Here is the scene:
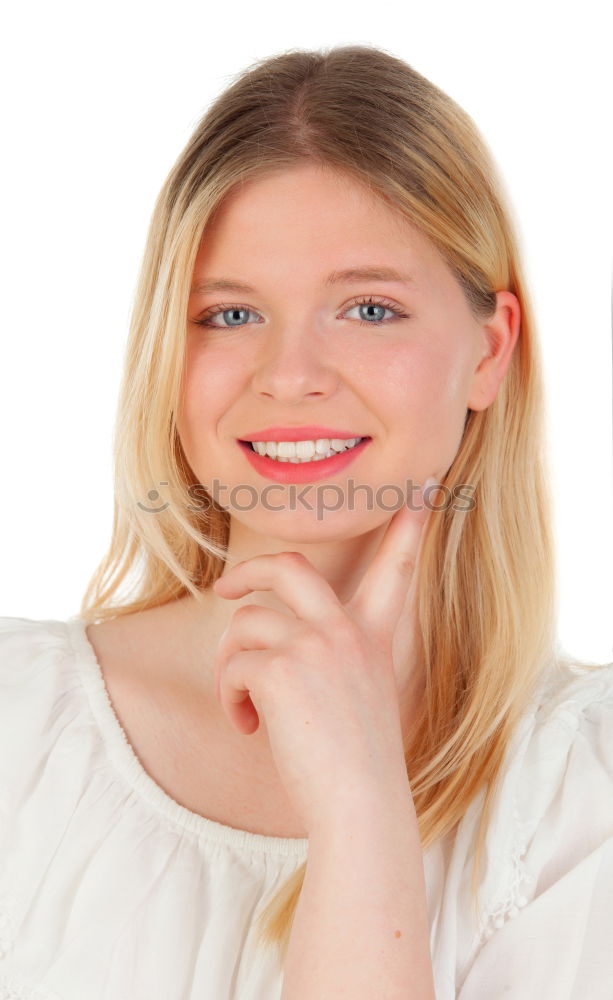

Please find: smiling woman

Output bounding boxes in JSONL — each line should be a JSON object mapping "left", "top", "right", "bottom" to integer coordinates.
{"left": 179, "top": 163, "right": 514, "bottom": 517}
{"left": 1, "top": 43, "right": 612, "bottom": 1000}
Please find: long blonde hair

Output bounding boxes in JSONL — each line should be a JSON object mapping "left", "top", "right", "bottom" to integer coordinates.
{"left": 79, "top": 44, "right": 603, "bottom": 966}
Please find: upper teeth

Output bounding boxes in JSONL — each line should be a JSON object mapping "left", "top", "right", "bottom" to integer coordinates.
{"left": 250, "top": 437, "right": 363, "bottom": 462}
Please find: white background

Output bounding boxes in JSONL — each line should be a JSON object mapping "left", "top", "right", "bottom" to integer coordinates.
{"left": 1, "top": 0, "right": 611, "bottom": 663}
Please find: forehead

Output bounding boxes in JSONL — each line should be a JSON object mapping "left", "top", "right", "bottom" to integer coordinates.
{"left": 214, "top": 163, "right": 389, "bottom": 212}
{"left": 191, "top": 163, "right": 451, "bottom": 296}
{"left": 205, "top": 164, "right": 425, "bottom": 241}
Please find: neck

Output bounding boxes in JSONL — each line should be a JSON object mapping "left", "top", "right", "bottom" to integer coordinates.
{"left": 218, "top": 515, "right": 394, "bottom": 606}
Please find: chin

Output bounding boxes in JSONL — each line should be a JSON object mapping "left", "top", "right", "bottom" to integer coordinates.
{"left": 230, "top": 508, "right": 394, "bottom": 541}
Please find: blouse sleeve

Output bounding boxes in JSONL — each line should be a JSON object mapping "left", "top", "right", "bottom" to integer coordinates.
{"left": 457, "top": 662, "right": 613, "bottom": 999}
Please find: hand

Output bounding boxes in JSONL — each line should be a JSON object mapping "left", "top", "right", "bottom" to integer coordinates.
{"left": 211, "top": 480, "right": 437, "bottom": 835}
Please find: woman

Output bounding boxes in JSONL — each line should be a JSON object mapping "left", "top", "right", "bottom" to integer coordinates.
{"left": 0, "top": 44, "right": 611, "bottom": 999}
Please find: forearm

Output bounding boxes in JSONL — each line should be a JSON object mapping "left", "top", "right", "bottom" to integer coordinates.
{"left": 280, "top": 776, "right": 435, "bottom": 1000}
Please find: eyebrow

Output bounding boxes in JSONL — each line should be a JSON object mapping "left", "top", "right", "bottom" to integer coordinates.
{"left": 190, "top": 265, "right": 416, "bottom": 295}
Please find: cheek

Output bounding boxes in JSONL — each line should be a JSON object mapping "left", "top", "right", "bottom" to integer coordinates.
{"left": 383, "top": 344, "right": 467, "bottom": 410}
{"left": 179, "top": 344, "right": 243, "bottom": 423}
{"left": 176, "top": 349, "right": 230, "bottom": 457}
{"left": 381, "top": 345, "right": 472, "bottom": 463}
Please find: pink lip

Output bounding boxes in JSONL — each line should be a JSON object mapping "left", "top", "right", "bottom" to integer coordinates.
{"left": 238, "top": 437, "right": 371, "bottom": 484}
{"left": 239, "top": 426, "right": 366, "bottom": 443}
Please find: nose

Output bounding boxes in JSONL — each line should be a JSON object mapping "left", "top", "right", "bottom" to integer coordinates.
{"left": 250, "top": 322, "right": 340, "bottom": 404}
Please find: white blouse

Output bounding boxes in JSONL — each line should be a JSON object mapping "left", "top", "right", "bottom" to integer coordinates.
{"left": 0, "top": 615, "right": 611, "bottom": 1000}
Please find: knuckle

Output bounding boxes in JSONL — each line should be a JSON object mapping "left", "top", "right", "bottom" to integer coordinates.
{"left": 296, "top": 625, "right": 324, "bottom": 653}
{"left": 278, "top": 551, "right": 306, "bottom": 568}
{"left": 397, "top": 554, "right": 415, "bottom": 577}
{"left": 233, "top": 603, "right": 257, "bottom": 621}
{"left": 333, "top": 616, "right": 357, "bottom": 644}
{"left": 269, "top": 649, "right": 291, "bottom": 674}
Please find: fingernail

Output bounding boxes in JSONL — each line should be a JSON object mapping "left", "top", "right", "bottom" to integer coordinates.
{"left": 423, "top": 478, "right": 441, "bottom": 512}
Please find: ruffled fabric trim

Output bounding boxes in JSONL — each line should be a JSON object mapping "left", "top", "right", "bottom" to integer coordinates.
{"left": 0, "top": 977, "right": 62, "bottom": 1000}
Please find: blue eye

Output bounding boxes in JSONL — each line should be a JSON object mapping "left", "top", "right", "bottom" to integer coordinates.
{"left": 193, "top": 295, "right": 409, "bottom": 330}
{"left": 343, "top": 299, "right": 407, "bottom": 326}
{"left": 195, "top": 306, "right": 261, "bottom": 329}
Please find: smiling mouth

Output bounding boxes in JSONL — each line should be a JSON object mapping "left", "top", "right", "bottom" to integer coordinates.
{"left": 239, "top": 437, "right": 369, "bottom": 463}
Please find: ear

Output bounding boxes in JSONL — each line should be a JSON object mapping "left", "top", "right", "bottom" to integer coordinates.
{"left": 467, "top": 290, "right": 521, "bottom": 412}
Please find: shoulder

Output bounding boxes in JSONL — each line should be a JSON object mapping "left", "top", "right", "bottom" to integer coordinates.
{"left": 518, "top": 656, "right": 613, "bottom": 831}
{"left": 0, "top": 615, "right": 85, "bottom": 759}
{"left": 518, "top": 656, "right": 613, "bottom": 875}
{"left": 535, "top": 652, "right": 613, "bottom": 722}
{"left": 0, "top": 614, "right": 78, "bottom": 680}
{"left": 495, "top": 656, "right": 613, "bottom": 901}
{"left": 456, "top": 657, "right": 613, "bottom": 997}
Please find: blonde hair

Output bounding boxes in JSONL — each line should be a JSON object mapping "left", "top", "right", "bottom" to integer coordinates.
{"left": 79, "top": 44, "right": 605, "bottom": 967}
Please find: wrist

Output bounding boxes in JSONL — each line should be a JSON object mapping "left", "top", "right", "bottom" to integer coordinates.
{"left": 307, "top": 769, "right": 416, "bottom": 842}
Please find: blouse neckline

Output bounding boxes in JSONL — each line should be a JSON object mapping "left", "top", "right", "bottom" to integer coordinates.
{"left": 65, "top": 616, "right": 310, "bottom": 859}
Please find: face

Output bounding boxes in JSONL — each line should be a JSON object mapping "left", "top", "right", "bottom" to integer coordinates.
{"left": 177, "top": 162, "right": 518, "bottom": 542}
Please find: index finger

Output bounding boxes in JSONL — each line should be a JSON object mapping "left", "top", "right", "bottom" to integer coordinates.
{"left": 348, "top": 478, "right": 438, "bottom": 635}
{"left": 212, "top": 551, "right": 344, "bottom": 626}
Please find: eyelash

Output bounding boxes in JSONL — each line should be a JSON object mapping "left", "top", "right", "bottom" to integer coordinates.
{"left": 193, "top": 295, "right": 410, "bottom": 330}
